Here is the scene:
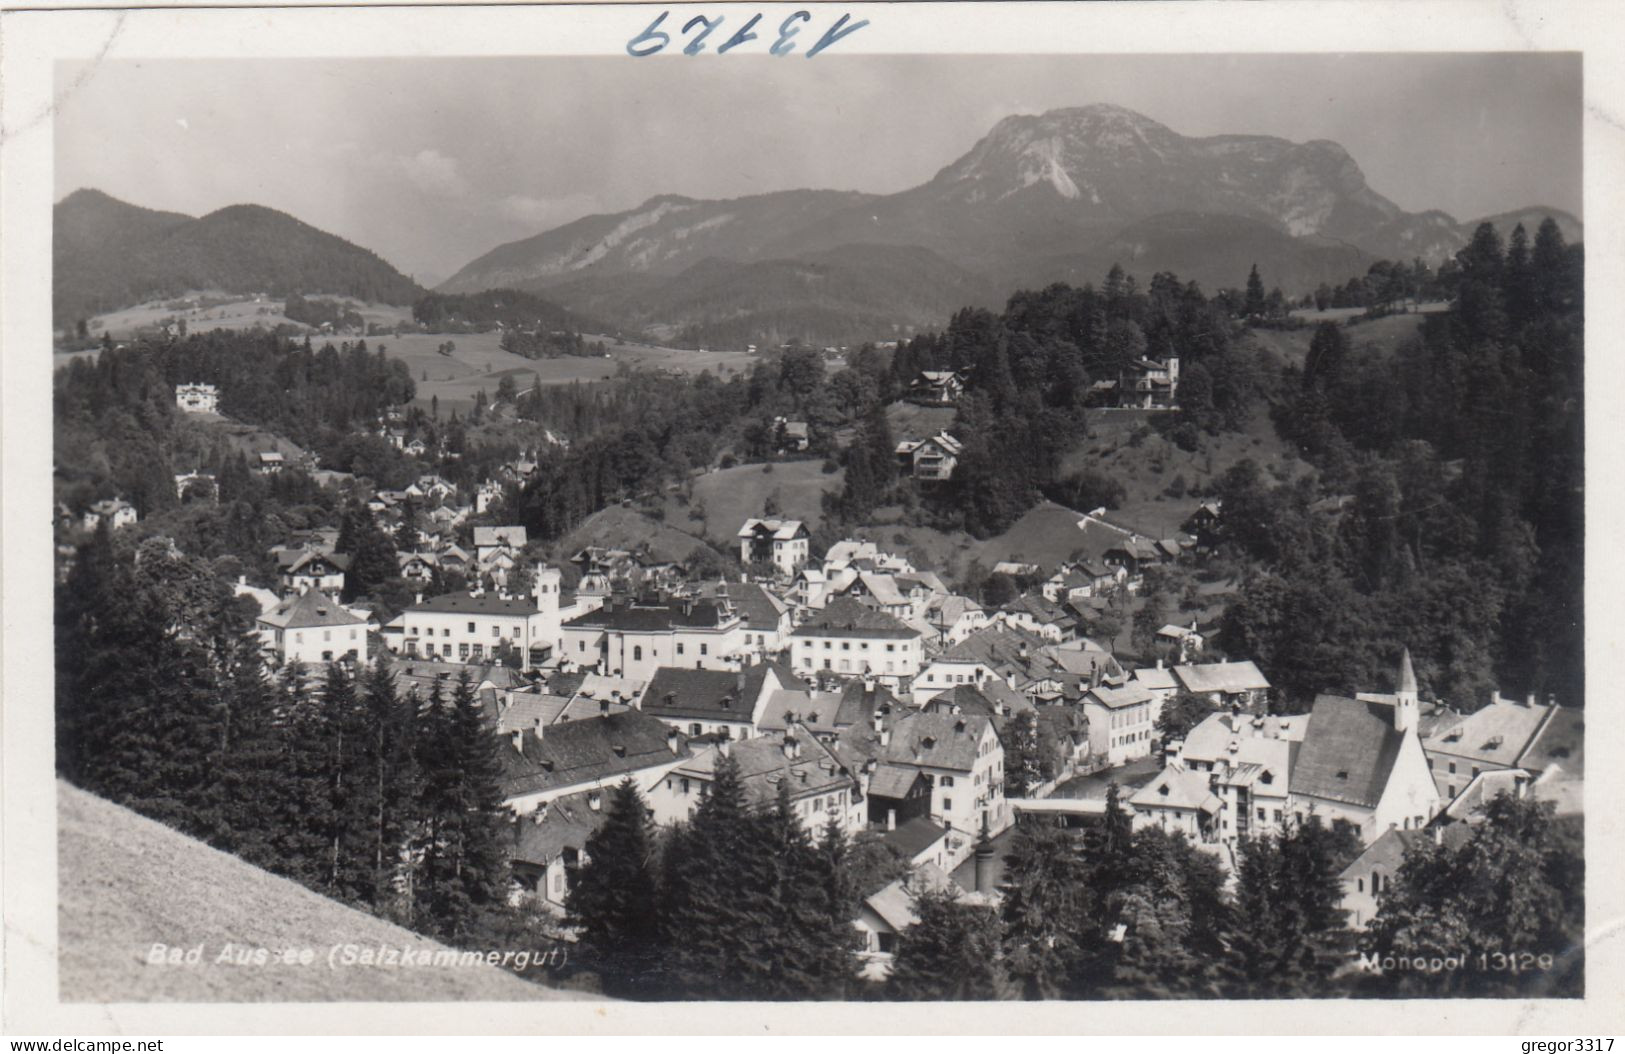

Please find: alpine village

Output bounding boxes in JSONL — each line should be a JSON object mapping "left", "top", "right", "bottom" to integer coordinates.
{"left": 52, "top": 105, "right": 1584, "bottom": 1001}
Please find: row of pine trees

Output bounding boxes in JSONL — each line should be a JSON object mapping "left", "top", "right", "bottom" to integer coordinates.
{"left": 56, "top": 524, "right": 515, "bottom": 945}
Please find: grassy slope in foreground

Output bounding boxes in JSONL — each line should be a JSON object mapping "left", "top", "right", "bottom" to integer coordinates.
{"left": 56, "top": 781, "right": 583, "bottom": 1003}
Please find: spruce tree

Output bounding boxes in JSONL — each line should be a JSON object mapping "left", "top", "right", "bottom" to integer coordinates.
{"left": 1244, "top": 264, "right": 1266, "bottom": 319}
{"left": 1000, "top": 820, "right": 1091, "bottom": 998}
{"left": 567, "top": 778, "right": 663, "bottom": 995}
{"left": 657, "top": 753, "right": 779, "bottom": 998}
{"left": 886, "top": 886, "right": 1006, "bottom": 1000}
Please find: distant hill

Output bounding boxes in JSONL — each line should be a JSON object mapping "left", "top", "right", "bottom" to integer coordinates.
{"left": 542, "top": 243, "right": 1000, "bottom": 348}
{"left": 54, "top": 189, "right": 424, "bottom": 328}
{"left": 56, "top": 781, "right": 582, "bottom": 1002}
{"left": 441, "top": 103, "right": 1581, "bottom": 337}
{"left": 1019, "top": 211, "right": 1379, "bottom": 297}
{"left": 1467, "top": 205, "right": 1585, "bottom": 247}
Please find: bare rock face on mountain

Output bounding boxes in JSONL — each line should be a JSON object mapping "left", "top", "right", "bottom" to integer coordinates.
{"left": 442, "top": 103, "right": 1527, "bottom": 309}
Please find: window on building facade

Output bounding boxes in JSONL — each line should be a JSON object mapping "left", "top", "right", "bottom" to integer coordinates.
{"left": 677, "top": 643, "right": 685, "bottom": 655}
{"left": 634, "top": 646, "right": 643, "bottom": 661}
{"left": 467, "top": 622, "right": 476, "bottom": 633}
{"left": 700, "top": 644, "right": 708, "bottom": 655}
{"left": 492, "top": 626, "right": 500, "bottom": 638}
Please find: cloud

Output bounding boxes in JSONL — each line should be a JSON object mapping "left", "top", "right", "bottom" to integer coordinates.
{"left": 400, "top": 148, "right": 469, "bottom": 198}
{"left": 496, "top": 192, "right": 600, "bottom": 231}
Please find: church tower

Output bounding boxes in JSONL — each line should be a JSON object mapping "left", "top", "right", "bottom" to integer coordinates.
{"left": 1394, "top": 647, "right": 1418, "bottom": 734}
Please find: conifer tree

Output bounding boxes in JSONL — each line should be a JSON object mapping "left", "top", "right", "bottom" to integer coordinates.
{"left": 1000, "top": 820, "right": 1091, "bottom": 998}
{"left": 887, "top": 886, "right": 1006, "bottom": 1000}
{"left": 1244, "top": 264, "right": 1267, "bottom": 319}
{"left": 657, "top": 753, "right": 779, "bottom": 998}
{"left": 567, "top": 778, "right": 663, "bottom": 995}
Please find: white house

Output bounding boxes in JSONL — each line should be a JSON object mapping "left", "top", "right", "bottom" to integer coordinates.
{"left": 737, "top": 518, "right": 810, "bottom": 577}
{"left": 174, "top": 383, "right": 219, "bottom": 413}
{"left": 1082, "top": 682, "right": 1157, "bottom": 766}
{"left": 79, "top": 498, "right": 138, "bottom": 532}
{"left": 789, "top": 596, "right": 922, "bottom": 689}
{"left": 256, "top": 590, "right": 368, "bottom": 667}
{"left": 559, "top": 594, "right": 745, "bottom": 681}
{"left": 895, "top": 432, "right": 963, "bottom": 481}
{"left": 638, "top": 662, "right": 790, "bottom": 740}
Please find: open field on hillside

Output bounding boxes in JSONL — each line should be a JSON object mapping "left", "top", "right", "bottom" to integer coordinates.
{"left": 56, "top": 782, "right": 579, "bottom": 1002}
{"left": 1246, "top": 309, "right": 1431, "bottom": 366}
{"left": 554, "top": 503, "right": 726, "bottom": 568}
{"left": 885, "top": 402, "right": 958, "bottom": 441}
{"left": 381, "top": 333, "right": 760, "bottom": 413}
{"left": 665, "top": 459, "right": 844, "bottom": 547}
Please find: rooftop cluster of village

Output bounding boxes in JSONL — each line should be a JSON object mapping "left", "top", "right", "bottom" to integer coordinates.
{"left": 180, "top": 458, "right": 1581, "bottom": 978}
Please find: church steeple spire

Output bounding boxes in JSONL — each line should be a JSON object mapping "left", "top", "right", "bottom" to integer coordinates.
{"left": 1395, "top": 647, "right": 1418, "bottom": 734}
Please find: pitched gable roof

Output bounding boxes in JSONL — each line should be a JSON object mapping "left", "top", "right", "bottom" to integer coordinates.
{"left": 1290, "top": 695, "right": 1406, "bottom": 810}
{"left": 1173, "top": 660, "right": 1271, "bottom": 696}
{"left": 883, "top": 712, "right": 994, "bottom": 773}
{"left": 499, "top": 710, "right": 683, "bottom": 800}
{"left": 640, "top": 663, "right": 784, "bottom": 721}
{"left": 791, "top": 596, "right": 918, "bottom": 640}
{"left": 1130, "top": 764, "right": 1222, "bottom": 812}
{"left": 257, "top": 590, "right": 364, "bottom": 630}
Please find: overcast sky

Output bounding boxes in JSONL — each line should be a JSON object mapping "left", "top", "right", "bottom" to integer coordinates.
{"left": 55, "top": 53, "right": 1581, "bottom": 284}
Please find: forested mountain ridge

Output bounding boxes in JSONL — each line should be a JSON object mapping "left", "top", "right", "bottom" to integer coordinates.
{"left": 54, "top": 190, "right": 425, "bottom": 328}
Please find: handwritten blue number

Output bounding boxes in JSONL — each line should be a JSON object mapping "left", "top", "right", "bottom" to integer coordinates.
{"left": 807, "top": 13, "right": 868, "bottom": 57}
{"left": 717, "top": 13, "right": 761, "bottom": 54}
{"left": 772, "top": 11, "right": 811, "bottom": 56}
{"left": 627, "top": 10, "right": 671, "bottom": 57}
{"left": 682, "top": 15, "right": 720, "bottom": 55}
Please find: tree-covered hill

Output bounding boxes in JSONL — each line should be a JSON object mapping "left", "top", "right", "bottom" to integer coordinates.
{"left": 54, "top": 190, "right": 425, "bottom": 328}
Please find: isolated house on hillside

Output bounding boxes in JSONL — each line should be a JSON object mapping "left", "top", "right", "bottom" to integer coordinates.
{"left": 174, "top": 383, "right": 219, "bottom": 414}
{"left": 1090, "top": 357, "right": 1180, "bottom": 409}
{"left": 895, "top": 432, "right": 963, "bottom": 481}
{"left": 907, "top": 369, "right": 967, "bottom": 405}
{"left": 737, "top": 518, "right": 810, "bottom": 577}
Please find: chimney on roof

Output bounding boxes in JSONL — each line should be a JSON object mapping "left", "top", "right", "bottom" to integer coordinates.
{"left": 879, "top": 725, "right": 891, "bottom": 748}
{"left": 599, "top": 697, "right": 610, "bottom": 715}
{"left": 588, "top": 791, "right": 602, "bottom": 812}
{"left": 1525, "top": 693, "right": 1537, "bottom": 708}
{"left": 532, "top": 802, "right": 548, "bottom": 825}
{"left": 886, "top": 808, "right": 897, "bottom": 832}
{"left": 783, "top": 736, "right": 801, "bottom": 760}
{"left": 534, "top": 716, "right": 545, "bottom": 740}
{"left": 511, "top": 730, "right": 524, "bottom": 755}
{"left": 666, "top": 728, "right": 680, "bottom": 755}
{"left": 717, "top": 739, "right": 731, "bottom": 759}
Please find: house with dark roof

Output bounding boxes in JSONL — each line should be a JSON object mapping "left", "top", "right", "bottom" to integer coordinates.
{"left": 395, "top": 590, "right": 553, "bottom": 668}
{"left": 645, "top": 726, "right": 864, "bottom": 835}
{"left": 882, "top": 815, "right": 951, "bottom": 872}
{"left": 1288, "top": 654, "right": 1440, "bottom": 844}
{"left": 703, "top": 579, "right": 792, "bottom": 653}
{"left": 789, "top": 596, "right": 922, "bottom": 690}
{"left": 499, "top": 709, "right": 690, "bottom": 814}
{"left": 906, "top": 369, "right": 966, "bottom": 405}
{"left": 912, "top": 623, "right": 1064, "bottom": 706}
{"left": 271, "top": 545, "right": 351, "bottom": 597}
{"left": 510, "top": 789, "right": 612, "bottom": 916}
{"left": 639, "top": 662, "right": 792, "bottom": 740}
{"left": 841, "top": 709, "right": 1008, "bottom": 867}
{"left": 255, "top": 590, "right": 368, "bottom": 666}
{"left": 560, "top": 593, "right": 745, "bottom": 681}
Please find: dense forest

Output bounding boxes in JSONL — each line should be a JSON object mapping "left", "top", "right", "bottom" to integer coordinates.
{"left": 411, "top": 289, "right": 608, "bottom": 335}
{"left": 1218, "top": 219, "right": 1583, "bottom": 708}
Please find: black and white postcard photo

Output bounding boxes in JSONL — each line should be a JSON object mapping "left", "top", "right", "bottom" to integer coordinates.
{"left": 1, "top": 0, "right": 1621, "bottom": 1040}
